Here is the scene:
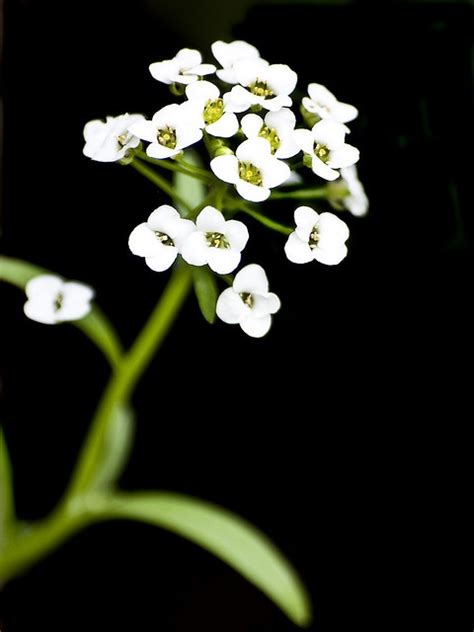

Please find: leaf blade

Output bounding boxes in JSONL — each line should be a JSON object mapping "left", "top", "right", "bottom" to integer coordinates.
{"left": 173, "top": 151, "right": 207, "bottom": 217}
{"left": 0, "top": 427, "right": 15, "bottom": 546}
{"left": 192, "top": 266, "right": 218, "bottom": 324}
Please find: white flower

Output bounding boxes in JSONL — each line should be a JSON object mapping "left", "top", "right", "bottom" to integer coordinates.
{"left": 211, "top": 40, "right": 263, "bottom": 84}
{"left": 302, "top": 83, "right": 358, "bottom": 124}
{"left": 284, "top": 206, "right": 349, "bottom": 266}
{"left": 128, "top": 104, "right": 202, "bottom": 159}
{"left": 181, "top": 206, "right": 249, "bottom": 274}
{"left": 294, "top": 119, "right": 359, "bottom": 181}
{"left": 226, "top": 60, "right": 297, "bottom": 112}
{"left": 128, "top": 205, "right": 195, "bottom": 272}
{"left": 83, "top": 114, "right": 144, "bottom": 163}
{"left": 241, "top": 108, "right": 300, "bottom": 159}
{"left": 216, "top": 264, "right": 281, "bottom": 338}
{"left": 210, "top": 138, "right": 291, "bottom": 202}
{"left": 24, "top": 275, "right": 94, "bottom": 325}
{"left": 184, "top": 81, "right": 239, "bottom": 138}
{"left": 328, "top": 165, "right": 369, "bottom": 217}
{"left": 149, "top": 48, "right": 216, "bottom": 85}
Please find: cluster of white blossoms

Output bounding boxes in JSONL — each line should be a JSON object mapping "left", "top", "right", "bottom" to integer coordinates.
{"left": 26, "top": 41, "right": 368, "bottom": 336}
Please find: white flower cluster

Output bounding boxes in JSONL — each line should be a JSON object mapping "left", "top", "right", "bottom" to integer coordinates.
{"left": 78, "top": 40, "right": 369, "bottom": 337}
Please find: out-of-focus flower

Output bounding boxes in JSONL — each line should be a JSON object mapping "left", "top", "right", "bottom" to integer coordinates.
{"left": 149, "top": 48, "right": 216, "bottom": 85}
{"left": 24, "top": 275, "right": 94, "bottom": 324}
{"left": 83, "top": 114, "right": 144, "bottom": 162}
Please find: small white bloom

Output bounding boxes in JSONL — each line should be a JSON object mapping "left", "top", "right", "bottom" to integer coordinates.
{"left": 211, "top": 40, "right": 263, "bottom": 84}
{"left": 328, "top": 165, "right": 369, "bottom": 217}
{"left": 184, "top": 81, "right": 239, "bottom": 138}
{"left": 128, "top": 205, "right": 195, "bottom": 272}
{"left": 216, "top": 264, "right": 281, "bottom": 338}
{"left": 149, "top": 48, "right": 216, "bottom": 85}
{"left": 294, "top": 119, "right": 359, "bottom": 181}
{"left": 83, "top": 114, "right": 144, "bottom": 163}
{"left": 284, "top": 206, "right": 349, "bottom": 266}
{"left": 210, "top": 138, "right": 291, "bottom": 202}
{"left": 302, "top": 83, "right": 358, "bottom": 124}
{"left": 241, "top": 108, "right": 300, "bottom": 159}
{"left": 181, "top": 206, "right": 249, "bottom": 274}
{"left": 128, "top": 103, "right": 202, "bottom": 159}
{"left": 24, "top": 275, "right": 94, "bottom": 325}
{"left": 225, "top": 60, "right": 297, "bottom": 112}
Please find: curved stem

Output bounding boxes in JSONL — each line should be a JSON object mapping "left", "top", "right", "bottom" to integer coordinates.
{"left": 130, "top": 160, "right": 193, "bottom": 212}
{"left": 68, "top": 264, "right": 193, "bottom": 496}
{"left": 270, "top": 186, "right": 328, "bottom": 200}
{"left": 135, "top": 150, "right": 213, "bottom": 184}
{"left": 173, "top": 155, "right": 215, "bottom": 182}
{"left": 233, "top": 203, "right": 293, "bottom": 235}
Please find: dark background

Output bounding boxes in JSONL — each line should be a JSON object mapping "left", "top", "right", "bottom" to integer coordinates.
{"left": 1, "top": 0, "right": 472, "bottom": 630}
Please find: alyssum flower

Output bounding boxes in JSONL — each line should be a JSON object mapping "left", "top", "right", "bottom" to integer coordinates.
{"left": 184, "top": 81, "right": 239, "bottom": 138}
{"left": 216, "top": 264, "right": 281, "bottom": 338}
{"left": 294, "top": 119, "right": 359, "bottom": 181}
{"left": 181, "top": 206, "right": 249, "bottom": 274}
{"left": 128, "top": 103, "right": 202, "bottom": 159}
{"left": 327, "top": 165, "right": 369, "bottom": 217}
{"left": 302, "top": 83, "right": 358, "bottom": 125}
{"left": 211, "top": 138, "right": 291, "bottom": 202}
{"left": 83, "top": 113, "right": 144, "bottom": 163}
{"left": 24, "top": 275, "right": 94, "bottom": 324}
{"left": 149, "top": 48, "right": 216, "bottom": 85}
{"left": 284, "top": 206, "right": 350, "bottom": 266}
{"left": 211, "top": 40, "right": 263, "bottom": 84}
{"left": 128, "top": 205, "right": 195, "bottom": 272}
{"left": 241, "top": 108, "right": 300, "bottom": 159}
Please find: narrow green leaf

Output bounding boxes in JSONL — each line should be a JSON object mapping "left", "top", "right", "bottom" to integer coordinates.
{"left": 87, "top": 405, "right": 135, "bottom": 490}
{"left": 0, "top": 427, "right": 15, "bottom": 546}
{"left": 173, "top": 151, "right": 206, "bottom": 217}
{"left": 103, "top": 492, "right": 312, "bottom": 627}
{"left": 0, "top": 256, "right": 123, "bottom": 368}
{"left": 192, "top": 266, "right": 218, "bottom": 324}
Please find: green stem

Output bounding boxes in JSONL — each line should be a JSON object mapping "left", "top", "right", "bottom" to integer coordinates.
{"left": 68, "top": 264, "right": 193, "bottom": 496}
{"left": 270, "top": 186, "right": 328, "bottom": 200}
{"left": 173, "top": 155, "right": 215, "bottom": 182}
{"left": 233, "top": 203, "right": 293, "bottom": 235}
{"left": 135, "top": 150, "right": 213, "bottom": 183}
{"left": 130, "top": 160, "right": 193, "bottom": 213}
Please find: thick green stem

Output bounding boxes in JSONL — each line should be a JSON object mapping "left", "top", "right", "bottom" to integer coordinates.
{"left": 270, "top": 186, "right": 329, "bottom": 200}
{"left": 130, "top": 160, "right": 193, "bottom": 212}
{"left": 135, "top": 150, "right": 213, "bottom": 184}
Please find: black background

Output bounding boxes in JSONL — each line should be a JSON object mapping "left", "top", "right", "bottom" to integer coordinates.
{"left": 1, "top": 1, "right": 472, "bottom": 630}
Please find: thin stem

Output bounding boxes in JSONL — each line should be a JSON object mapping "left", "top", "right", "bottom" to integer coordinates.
{"left": 130, "top": 160, "right": 193, "bottom": 213}
{"left": 68, "top": 264, "right": 193, "bottom": 496}
{"left": 270, "top": 186, "right": 328, "bottom": 200}
{"left": 233, "top": 203, "right": 293, "bottom": 235}
{"left": 173, "top": 155, "right": 215, "bottom": 181}
{"left": 135, "top": 150, "right": 213, "bottom": 184}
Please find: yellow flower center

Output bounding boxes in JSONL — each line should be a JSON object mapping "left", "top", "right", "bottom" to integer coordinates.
{"left": 157, "top": 126, "right": 177, "bottom": 149}
{"left": 203, "top": 98, "right": 225, "bottom": 125}
{"left": 249, "top": 80, "right": 274, "bottom": 99}
{"left": 155, "top": 231, "right": 174, "bottom": 247}
{"left": 314, "top": 143, "right": 330, "bottom": 163}
{"left": 238, "top": 162, "right": 263, "bottom": 186}
{"left": 206, "top": 232, "right": 229, "bottom": 249}
{"left": 258, "top": 125, "right": 280, "bottom": 154}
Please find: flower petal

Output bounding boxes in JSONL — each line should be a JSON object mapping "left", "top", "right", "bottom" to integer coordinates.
{"left": 265, "top": 107, "right": 295, "bottom": 132}
{"left": 63, "top": 282, "right": 95, "bottom": 304}
{"left": 185, "top": 80, "right": 220, "bottom": 103}
{"left": 147, "top": 205, "right": 180, "bottom": 231}
{"left": 307, "top": 83, "right": 337, "bottom": 106}
{"left": 128, "top": 120, "right": 157, "bottom": 143}
{"left": 311, "top": 156, "right": 340, "bottom": 181}
{"left": 294, "top": 206, "right": 319, "bottom": 239}
{"left": 240, "top": 314, "right": 272, "bottom": 338}
{"left": 284, "top": 232, "right": 314, "bottom": 264}
{"left": 233, "top": 264, "right": 269, "bottom": 294}
{"left": 333, "top": 101, "right": 358, "bottom": 123}
{"left": 129, "top": 224, "right": 161, "bottom": 257}
{"left": 206, "top": 247, "right": 241, "bottom": 274}
{"left": 216, "top": 287, "right": 247, "bottom": 324}
{"left": 196, "top": 206, "right": 226, "bottom": 232}
{"left": 180, "top": 232, "right": 209, "bottom": 266}
{"left": 25, "top": 275, "right": 63, "bottom": 299}
{"left": 145, "top": 246, "right": 178, "bottom": 272}
{"left": 260, "top": 157, "right": 291, "bottom": 189}
{"left": 176, "top": 48, "right": 202, "bottom": 68}
{"left": 235, "top": 137, "right": 270, "bottom": 163}
{"left": 224, "top": 220, "right": 249, "bottom": 252}
{"left": 191, "top": 63, "right": 216, "bottom": 76}
{"left": 328, "top": 144, "right": 360, "bottom": 168}
{"left": 241, "top": 113, "right": 264, "bottom": 139}
{"left": 317, "top": 212, "right": 350, "bottom": 243}
{"left": 206, "top": 112, "right": 239, "bottom": 138}
{"left": 146, "top": 143, "right": 178, "bottom": 160}
{"left": 210, "top": 155, "right": 239, "bottom": 184}
{"left": 312, "top": 119, "right": 346, "bottom": 149}
{"left": 293, "top": 129, "right": 314, "bottom": 155}
{"left": 24, "top": 299, "right": 57, "bottom": 324}
{"left": 251, "top": 294, "right": 280, "bottom": 318}
{"left": 235, "top": 180, "right": 270, "bottom": 202}
{"left": 266, "top": 64, "right": 298, "bottom": 96}
{"left": 314, "top": 243, "right": 348, "bottom": 266}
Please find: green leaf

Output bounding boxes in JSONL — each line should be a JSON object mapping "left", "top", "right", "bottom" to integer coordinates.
{"left": 0, "top": 427, "right": 15, "bottom": 546}
{"left": 173, "top": 150, "right": 206, "bottom": 217}
{"left": 87, "top": 405, "right": 135, "bottom": 490}
{"left": 192, "top": 266, "right": 218, "bottom": 324}
{"left": 0, "top": 256, "right": 123, "bottom": 368}
{"left": 103, "top": 492, "right": 312, "bottom": 627}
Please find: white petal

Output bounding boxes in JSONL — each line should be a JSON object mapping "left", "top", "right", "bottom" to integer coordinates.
{"left": 145, "top": 247, "right": 178, "bottom": 272}
{"left": 240, "top": 314, "right": 272, "bottom": 338}
{"left": 235, "top": 137, "right": 270, "bottom": 162}
{"left": 311, "top": 156, "right": 340, "bottom": 181}
{"left": 263, "top": 95, "right": 292, "bottom": 112}
{"left": 307, "top": 83, "right": 337, "bottom": 106}
{"left": 149, "top": 60, "right": 177, "bottom": 84}
{"left": 146, "top": 143, "right": 178, "bottom": 160}
{"left": 224, "top": 85, "right": 254, "bottom": 112}
{"left": 185, "top": 80, "right": 219, "bottom": 103}
{"left": 265, "top": 108, "right": 295, "bottom": 132}
{"left": 266, "top": 64, "right": 298, "bottom": 96}
{"left": 224, "top": 220, "right": 249, "bottom": 251}
{"left": 63, "top": 282, "right": 95, "bottom": 304}
{"left": 147, "top": 205, "right": 180, "bottom": 230}
{"left": 333, "top": 102, "right": 358, "bottom": 123}
{"left": 328, "top": 144, "right": 360, "bottom": 168}
{"left": 293, "top": 129, "right": 315, "bottom": 154}
{"left": 294, "top": 206, "right": 319, "bottom": 239}
{"left": 210, "top": 155, "right": 239, "bottom": 184}
{"left": 152, "top": 103, "right": 181, "bottom": 127}
{"left": 129, "top": 224, "right": 161, "bottom": 257}
{"left": 241, "top": 113, "right": 263, "bottom": 139}
{"left": 317, "top": 212, "right": 350, "bottom": 243}
{"left": 128, "top": 120, "right": 157, "bottom": 143}
{"left": 212, "top": 40, "right": 260, "bottom": 68}
{"left": 191, "top": 63, "right": 216, "bottom": 76}
{"left": 180, "top": 232, "right": 209, "bottom": 267}
{"left": 24, "top": 299, "right": 57, "bottom": 324}
{"left": 233, "top": 264, "right": 269, "bottom": 294}
{"left": 275, "top": 136, "right": 300, "bottom": 159}
{"left": 251, "top": 294, "right": 280, "bottom": 318}
{"left": 233, "top": 58, "right": 267, "bottom": 86}
{"left": 206, "top": 112, "right": 239, "bottom": 138}
{"left": 314, "top": 243, "right": 348, "bottom": 266}
{"left": 260, "top": 157, "right": 291, "bottom": 189}
{"left": 216, "top": 287, "right": 247, "bottom": 324}
{"left": 25, "top": 275, "right": 63, "bottom": 299}
{"left": 176, "top": 124, "right": 203, "bottom": 150}
{"left": 312, "top": 119, "right": 346, "bottom": 149}
{"left": 176, "top": 48, "right": 202, "bottom": 68}
{"left": 284, "top": 232, "right": 314, "bottom": 264}
{"left": 196, "top": 206, "right": 226, "bottom": 233}
{"left": 235, "top": 180, "right": 270, "bottom": 202}
{"left": 170, "top": 219, "right": 196, "bottom": 248}
{"left": 56, "top": 295, "right": 92, "bottom": 322}
{"left": 207, "top": 248, "right": 241, "bottom": 274}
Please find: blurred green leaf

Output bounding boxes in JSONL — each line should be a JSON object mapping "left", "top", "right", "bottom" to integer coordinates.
{"left": 0, "top": 427, "right": 15, "bottom": 546}
{"left": 192, "top": 267, "right": 218, "bottom": 324}
{"left": 173, "top": 150, "right": 206, "bottom": 217}
{"left": 0, "top": 256, "right": 123, "bottom": 368}
{"left": 103, "top": 492, "right": 312, "bottom": 627}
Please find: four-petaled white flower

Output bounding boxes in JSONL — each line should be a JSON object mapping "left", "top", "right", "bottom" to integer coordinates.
{"left": 285, "top": 206, "right": 350, "bottom": 266}
{"left": 211, "top": 40, "right": 263, "bottom": 84}
{"left": 184, "top": 81, "right": 239, "bottom": 138}
{"left": 128, "top": 205, "right": 195, "bottom": 272}
{"left": 328, "top": 165, "right": 369, "bottom": 217}
{"left": 83, "top": 114, "right": 144, "bottom": 163}
{"left": 302, "top": 83, "right": 358, "bottom": 125}
{"left": 149, "top": 48, "right": 216, "bottom": 85}
{"left": 181, "top": 206, "right": 249, "bottom": 274}
{"left": 241, "top": 108, "right": 300, "bottom": 159}
{"left": 294, "top": 119, "right": 359, "bottom": 181}
{"left": 216, "top": 264, "right": 281, "bottom": 338}
{"left": 226, "top": 60, "right": 298, "bottom": 112}
{"left": 24, "top": 275, "right": 94, "bottom": 325}
{"left": 210, "top": 138, "right": 291, "bottom": 202}
{"left": 128, "top": 104, "right": 202, "bottom": 159}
